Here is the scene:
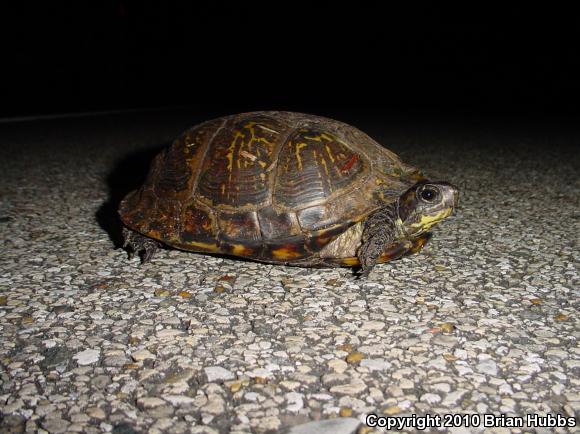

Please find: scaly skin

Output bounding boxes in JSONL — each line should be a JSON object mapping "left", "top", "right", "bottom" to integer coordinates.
{"left": 358, "top": 202, "right": 402, "bottom": 277}
{"left": 356, "top": 181, "right": 458, "bottom": 277}
{"left": 122, "top": 227, "right": 160, "bottom": 263}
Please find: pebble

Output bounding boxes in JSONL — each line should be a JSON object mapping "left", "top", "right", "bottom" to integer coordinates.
{"left": 204, "top": 366, "right": 235, "bottom": 382}
{"left": 399, "top": 379, "right": 414, "bottom": 390}
{"left": 86, "top": 407, "right": 106, "bottom": 419}
{"left": 360, "top": 358, "right": 391, "bottom": 371}
{"left": 328, "top": 359, "right": 348, "bottom": 373}
{"left": 286, "top": 418, "right": 360, "bottom": 434}
{"left": 40, "top": 418, "right": 70, "bottom": 433}
{"left": 383, "top": 405, "right": 402, "bottom": 415}
{"left": 137, "top": 397, "right": 166, "bottom": 409}
{"left": 476, "top": 359, "right": 499, "bottom": 376}
{"left": 442, "top": 390, "right": 468, "bottom": 406}
{"left": 360, "top": 320, "right": 385, "bottom": 331}
{"left": 339, "top": 406, "right": 353, "bottom": 417}
{"left": 329, "top": 380, "right": 367, "bottom": 395}
{"left": 131, "top": 349, "right": 155, "bottom": 361}
{"left": 420, "top": 393, "right": 441, "bottom": 404}
{"left": 253, "top": 416, "right": 281, "bottom": 431}
{"left": 73, "top": 349, "right": 100, "bottom": 365}
{"left": 286, "top": 392, "right": 304, "bottom": 412}
{"left": 345, "top": 352, "right": 365, "bottom": 364}
{"left": 156, "top": 329, "right": 183, "bottom": 339}
{"left": 275, "top": 380, "right": 298, "bottom": 391}
{"left": 201, "top": 395, "right": 226, "bottom": 414}
{"left": 162, "top": 395, "right": 196, "bottom": 405}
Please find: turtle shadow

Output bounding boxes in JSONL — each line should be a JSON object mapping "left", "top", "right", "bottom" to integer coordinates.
{"left": 96, "top": 142, "right": 169, "bottom": 248}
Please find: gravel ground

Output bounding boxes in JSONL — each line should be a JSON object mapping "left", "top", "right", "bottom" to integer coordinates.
{"left": 0, "top": 110, "right": 578, "bottom": 433}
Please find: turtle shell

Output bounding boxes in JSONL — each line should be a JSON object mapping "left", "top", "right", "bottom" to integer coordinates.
{"left": 119, "top": 111, "right": 424, "bottom": 264}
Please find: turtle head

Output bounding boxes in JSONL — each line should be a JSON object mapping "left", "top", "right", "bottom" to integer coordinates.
{"left": 397, "top": 181, "right": 459, "bottom": 237}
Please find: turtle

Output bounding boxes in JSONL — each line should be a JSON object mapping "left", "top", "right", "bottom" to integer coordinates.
{"left": 119, "top": 111, "right": 458, "bottom": 276}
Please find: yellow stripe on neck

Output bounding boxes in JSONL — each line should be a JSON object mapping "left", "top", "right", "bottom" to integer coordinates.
{"left": 411, "top": 208, "right": 452, "bottom": 231}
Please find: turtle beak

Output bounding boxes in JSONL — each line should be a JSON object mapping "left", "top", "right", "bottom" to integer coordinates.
{"left": 437, "top": 182, "right": 459, "bottom": 211}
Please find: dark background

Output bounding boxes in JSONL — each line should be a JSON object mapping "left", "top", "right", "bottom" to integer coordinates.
{"left": 2, "top": 2, "right": 579, "bottom": 119}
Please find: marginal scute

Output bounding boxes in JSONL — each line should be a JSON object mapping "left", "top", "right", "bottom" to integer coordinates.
{"left": 219, "top": 241, "right": 260, "bottom": 258}
{"left": 305, "top": 223, "right": 351, "bottom": 254}
{"left": 297, "top": 205, "right": 330, "bottom": 231}
{"left": 180, "top": 201, "right": 216, "bottom": 244}
{"left": 218, "top": 210, "right": 261, "bottom": 243}
{"left": 143, "top": 198, "right": 181, "bottom": 243}
{"left": 257, "top": 206, "right": 301, "bottom": 240}
{"left": 119, "top": 188, "right": 156, "bottom": 233}
{"left": 264, "top": 236, "right": 310, "bottom": 261}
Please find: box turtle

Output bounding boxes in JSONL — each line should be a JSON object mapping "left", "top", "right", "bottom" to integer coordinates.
{"left": 119, "top": 111, "right": 458, "bottom": 276}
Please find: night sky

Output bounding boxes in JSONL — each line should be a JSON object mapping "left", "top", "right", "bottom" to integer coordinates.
{"left": 2, "top": 2, "right": 579, "bottom": 118}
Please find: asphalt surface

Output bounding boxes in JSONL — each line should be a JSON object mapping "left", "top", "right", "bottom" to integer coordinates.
{"left": 0, "top": 110, "right": 578, "bottom": 434}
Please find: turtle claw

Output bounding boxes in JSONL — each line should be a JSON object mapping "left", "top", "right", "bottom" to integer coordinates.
{"left": 355, "top": 267, "right": 372, "bottom": 280}
{"left": 122, "top": 227, "right": 159, "bottom": 263}
{"left": 141, "top": 243, "right": 158, "bottom": 263}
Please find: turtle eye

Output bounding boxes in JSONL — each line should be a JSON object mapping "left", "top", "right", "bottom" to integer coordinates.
{"left": 419, "top": 186, "right": 438, "bottom": 202}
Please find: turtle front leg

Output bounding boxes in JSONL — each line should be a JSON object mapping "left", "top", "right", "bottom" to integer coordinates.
{"left": 357, "top": 239, "right": 412, "bottom": 277}
{"left": 122, "top": 227, "right": 160, "bottom": 263}
{"left": 356, "top": 203, "right": 399, "bottom": 277}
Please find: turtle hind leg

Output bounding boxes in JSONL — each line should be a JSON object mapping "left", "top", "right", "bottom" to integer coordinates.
{"left": 122, "top": 227, "right": 160, "bottom": 263}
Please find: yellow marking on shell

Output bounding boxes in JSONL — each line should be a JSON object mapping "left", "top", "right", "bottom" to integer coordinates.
{"left": 256, "top": 124, "right": 279, "bottom": 134}
{"left": 231, "top": 244, "right": 251, "bottom": 256}
{"left": 226, "top": 134, "right": 241, "bottom": 172}
{"left": 295, "top": 142, "right": 308, "bottom": 170}
{"left": 221, "top": 184, "right": 226, "bottom": 195}
{"left": 320, "top": 156, "right": 329, "bottom": 176}
{"left": 186, "top": 241, "right": 220, "bottom": 252}
{"left": 260, "top": 173, "right": 266, "bottom": 180}
{"left": 147, "top": 230, "right": 162, "bottom": 239}
{"left": 325, "top": 145, "right": 335, "bottom": 162}
{"left": 240, "top": 150, "right": 257, "bottom": 161}
{"left": 244, "top": 122, "right": 274, "bottom": 146}
{"left": 304, "top": 134, "right": 322, "bottom": 141}
{"left": 272, "top": 247, "right": 302, "bottom": 260}
{"left": 258, "top": 160, "right": 267, "bottom": 168}
{"left": 411, "top": 208, "right": 453, "bottom": 231}
{"left": 304, "top": 133, "right": 333, "bottom": 142}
